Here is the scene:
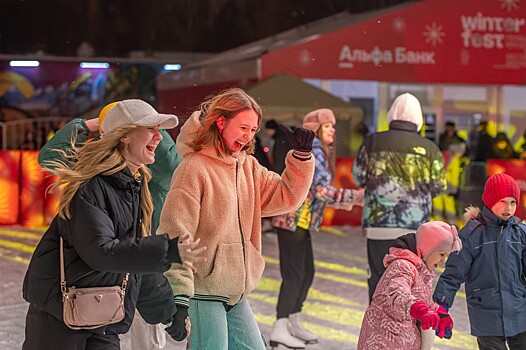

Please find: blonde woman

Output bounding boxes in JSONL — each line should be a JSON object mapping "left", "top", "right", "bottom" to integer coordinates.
{"left": 22, "top": 100, "right": 204, "bottom": 350}
{"left": 158, "top": 88, "right": 315, "bottom": 349}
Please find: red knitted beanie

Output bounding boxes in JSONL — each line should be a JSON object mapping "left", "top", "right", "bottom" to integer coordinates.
{"left": 482, "top": 173, "right": 520, "bottom": 209}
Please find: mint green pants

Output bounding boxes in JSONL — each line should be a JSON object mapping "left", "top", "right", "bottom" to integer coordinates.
{"left": 188, "top": 299, "right": 266, "bottom": 350}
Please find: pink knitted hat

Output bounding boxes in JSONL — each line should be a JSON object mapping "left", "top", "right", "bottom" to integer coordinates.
{"left": 482, "top": 173, "right": 520, "bottom": 209}
{"left": 303, "top": 109, "right": 336, "bottom": 132}
{"left": 416, "top": 221, "right": 462, "bottom": 261}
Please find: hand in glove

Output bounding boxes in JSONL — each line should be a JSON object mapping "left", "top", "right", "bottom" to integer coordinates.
{"left": 435, "top": 304, "right": 453, "bottom": 339}
{"left": 165, "top": 305, "right": 190, "bottom": 341}
{"left": 410, "top": 301, "right": 440, "bottom": 330}
{"left": 279, "top": 123, "right": 315, "bottom": 158}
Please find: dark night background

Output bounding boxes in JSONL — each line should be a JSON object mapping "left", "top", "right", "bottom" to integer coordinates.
{"left": 0, "top": 0, "right": 417, "bottom": 57}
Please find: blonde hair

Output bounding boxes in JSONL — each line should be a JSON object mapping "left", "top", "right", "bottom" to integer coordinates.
{"left": 188, "top": 88, "right": 262, "bottom": 156}
{"left": 45, "top": 125, "right": 153, "bottom": 237}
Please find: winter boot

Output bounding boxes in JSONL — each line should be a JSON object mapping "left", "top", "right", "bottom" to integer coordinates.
{"left": 269, "top": 318, "right": 306, "bottom": 349}
{"left": 288, "top": 312, "right": 318, "bottom": 344}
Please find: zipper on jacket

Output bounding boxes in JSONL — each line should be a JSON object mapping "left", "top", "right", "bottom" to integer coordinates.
{"left": 235, "top": 159, "right": 246, "bottom": 301}
{"left": 131, "top": 181, "right": 141, "bottom": 238}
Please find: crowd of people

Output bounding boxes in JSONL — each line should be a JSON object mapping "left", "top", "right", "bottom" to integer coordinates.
{"left": 21, "top": 89, "right": 526, "bottom": 350}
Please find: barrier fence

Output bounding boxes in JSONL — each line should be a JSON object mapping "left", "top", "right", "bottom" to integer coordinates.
{"left": 0, "top": 117, "right": 70, "bottom": 151}
{"left": 1, "top": 150, "right": 524, "bottom": 227}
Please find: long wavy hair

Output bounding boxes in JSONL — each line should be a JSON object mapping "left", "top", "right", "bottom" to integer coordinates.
{"left": 188, "top": 87, "right": 263, "bottom": 157}
{"left": 45, "top": 125, "right": 153, "bottom": 237}
{"left": 316, "top": 126, "right": 336, "bottom": 175}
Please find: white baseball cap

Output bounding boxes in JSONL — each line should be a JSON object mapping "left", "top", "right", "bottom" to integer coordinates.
{"left": 101, "top": 99, "right": 178, "bottom": 134}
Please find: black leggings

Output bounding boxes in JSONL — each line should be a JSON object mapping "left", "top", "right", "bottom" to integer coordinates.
{"left": 23, "top": 304, "right": 120, "bottom": 350}
{"left": 477, "top": 331, "right": 526, "bottom": 350}
{"left": 275, "top": 227, "right": 315, "bottom": 319}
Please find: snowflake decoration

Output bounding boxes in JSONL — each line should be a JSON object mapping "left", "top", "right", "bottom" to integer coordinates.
{"left": 392, "top": 17, "right": 406, "bottom": 33}
{"left": 299, "top": 49, "right": 313, "bottom": 66}
{"left": 500, "top": 0, "right": 520, "bottom": 11}
{"left": 423, "top": 22, "right": 446, "bottom": 47}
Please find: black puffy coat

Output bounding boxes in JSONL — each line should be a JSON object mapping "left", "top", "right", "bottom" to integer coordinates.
{"left": 23, "top": 168, "right": 179, "bottom": 335}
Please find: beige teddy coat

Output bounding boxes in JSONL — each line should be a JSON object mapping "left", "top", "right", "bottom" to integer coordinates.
{"left": 158, "top": 112, "right": 315, "bottom": 305}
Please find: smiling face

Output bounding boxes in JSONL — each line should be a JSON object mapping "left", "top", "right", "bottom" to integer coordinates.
{"left": 425, "top": 249, "right": 450, "bottom": 271}
{"left": 491, "top": 196, "right": 517, "bottom": 221}
{"left": 320, "top": 122, "right": 335, "bottom": 145}
{"left": 218, "top": 110, "right": 259, "bottom": 158}
{"left": 121, "top": 125, "right": 162, "bottom": 173}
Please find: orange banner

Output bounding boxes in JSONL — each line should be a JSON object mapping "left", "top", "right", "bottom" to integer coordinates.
{"left": 0, "top": 151, "right": 21, "bottom": 224}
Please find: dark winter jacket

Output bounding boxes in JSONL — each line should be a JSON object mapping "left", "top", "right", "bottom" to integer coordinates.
{"left": 271, "top": 127, "right": 293, "bottom": 174}
{"left": 433, "top": 206, "right": 526, "bottom": 337}
{"left": 352, "top": 120, "right": 446, "bottom": 229}
{"left": 23, "top": 168, "right": 180, "bottom": 335}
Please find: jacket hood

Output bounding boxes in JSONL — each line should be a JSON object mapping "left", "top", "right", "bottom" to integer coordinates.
{"left": 176, "top": 111, "right": 201, "bottom": 158}
{"left": 176, "top": 111, "right": 245, "bottom": 166}
{"left": 387, "top": 93, "right": 423, "bottom": 132}
{"left": 384, "top": 246, "right": 425, "bottom": 270}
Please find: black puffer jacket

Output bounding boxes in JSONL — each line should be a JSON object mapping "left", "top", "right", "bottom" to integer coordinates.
{"left": 23, "top": 168, "right": 180, "bottom": 334}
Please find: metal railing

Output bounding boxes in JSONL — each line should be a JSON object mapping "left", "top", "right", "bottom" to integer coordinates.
{"left": 0, "top": 117, "right": 72, "bottom": 150}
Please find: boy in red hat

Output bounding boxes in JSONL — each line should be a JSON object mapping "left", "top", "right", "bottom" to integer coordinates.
{"left": 433, "top": 173, "right": 526, "bottom": 349}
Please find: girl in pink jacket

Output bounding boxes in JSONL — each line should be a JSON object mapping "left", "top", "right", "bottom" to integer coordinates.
{"left": 357, "top": 221, "right": 462, "bottom": 350}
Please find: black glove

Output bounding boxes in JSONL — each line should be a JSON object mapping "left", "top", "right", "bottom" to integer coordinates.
{"left": 165, "top": 305, "right": 189, "bottom": 341}
{"left": 279, "top": 123, "right": 315, "bottom": 153}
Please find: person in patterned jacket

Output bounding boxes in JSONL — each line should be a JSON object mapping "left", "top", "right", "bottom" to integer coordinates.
{"left": 352, "top": 93, "right": 447, "bottom": 302}
{"left": 357, "top": 221, "right": 462, "bottom": 350}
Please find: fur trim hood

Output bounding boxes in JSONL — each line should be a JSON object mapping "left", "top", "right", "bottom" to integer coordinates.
{"left": 463, "top": 206, "right": 481, "bottom": 223}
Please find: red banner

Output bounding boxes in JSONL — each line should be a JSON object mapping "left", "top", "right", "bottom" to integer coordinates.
{"left": 322, "top": 157, "right": 362, "bottom": 227}
{"left": 262, "top": 0, "right": 526, "bottom": 84}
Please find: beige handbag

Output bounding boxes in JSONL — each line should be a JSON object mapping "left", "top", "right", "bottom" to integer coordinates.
{"left": 60, "top": 237, "right": 129, "bottom": 330}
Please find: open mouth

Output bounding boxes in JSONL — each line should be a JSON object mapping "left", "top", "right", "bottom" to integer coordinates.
{"left": 146, "top": 144, "right": 157, "bottom": 153}
{"left": 234, "top": 141, "right": 244, "bottom": 150}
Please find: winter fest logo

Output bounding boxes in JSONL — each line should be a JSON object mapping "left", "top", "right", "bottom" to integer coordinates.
{"left": 460, "top": 11, "right": 525, "bottom": 49}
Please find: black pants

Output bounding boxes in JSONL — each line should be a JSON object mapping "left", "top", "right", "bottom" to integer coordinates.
{"left": 23, "top": 304, "right": 120, "bottom": 350}
{"left": 276, "top": 227, "right": 315, "bottom": 319}
{"left": 367, "top": 238, "right": 396, "bottom": 303}
{"left": 477, "top": 331, "right": 526, "bottom": 350}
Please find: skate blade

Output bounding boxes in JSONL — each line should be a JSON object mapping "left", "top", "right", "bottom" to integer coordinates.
{"left": 269, "top": 340, "right": 306, "bottom": 349}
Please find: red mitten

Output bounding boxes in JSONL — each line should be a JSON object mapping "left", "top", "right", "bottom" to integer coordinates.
{"left": 410, "top": 301, "right": 440, "bottom": 330}
{"left": 436, "top": 305, "right": 453, "bottom": 339}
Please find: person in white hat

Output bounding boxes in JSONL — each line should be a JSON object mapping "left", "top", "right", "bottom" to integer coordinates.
{"left": 352, "top": 93, "right": 447, "bottom": 303}
{"left": 37, "top": 100, "right": 188, "bottom": 350}
{"left": 23, "top": 99, "right": 206, "bottom": 349}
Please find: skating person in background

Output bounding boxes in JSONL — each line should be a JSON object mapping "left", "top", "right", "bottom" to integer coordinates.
{"left": 352, "top": 93, "right": 447, "bottom": 302}
{"left": 157, "top": 88, "right": 316, "bottom": 349}
{"left": 23, "top": 99, "right": 205, "bottom": 350}
{"left": 357, "top": 221, "right": 462, "bottom": 350}
{"left": 270, "top": 109, "right": 364, "bottom": 349}
{"left": 433, "top": 173, "right": 526, "bottom": 350}
{"left": 38, "top": 101, "right": 184, "bottom": 350}
{"left": 266, "top": 119, "right": 293, "bottom": 174}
